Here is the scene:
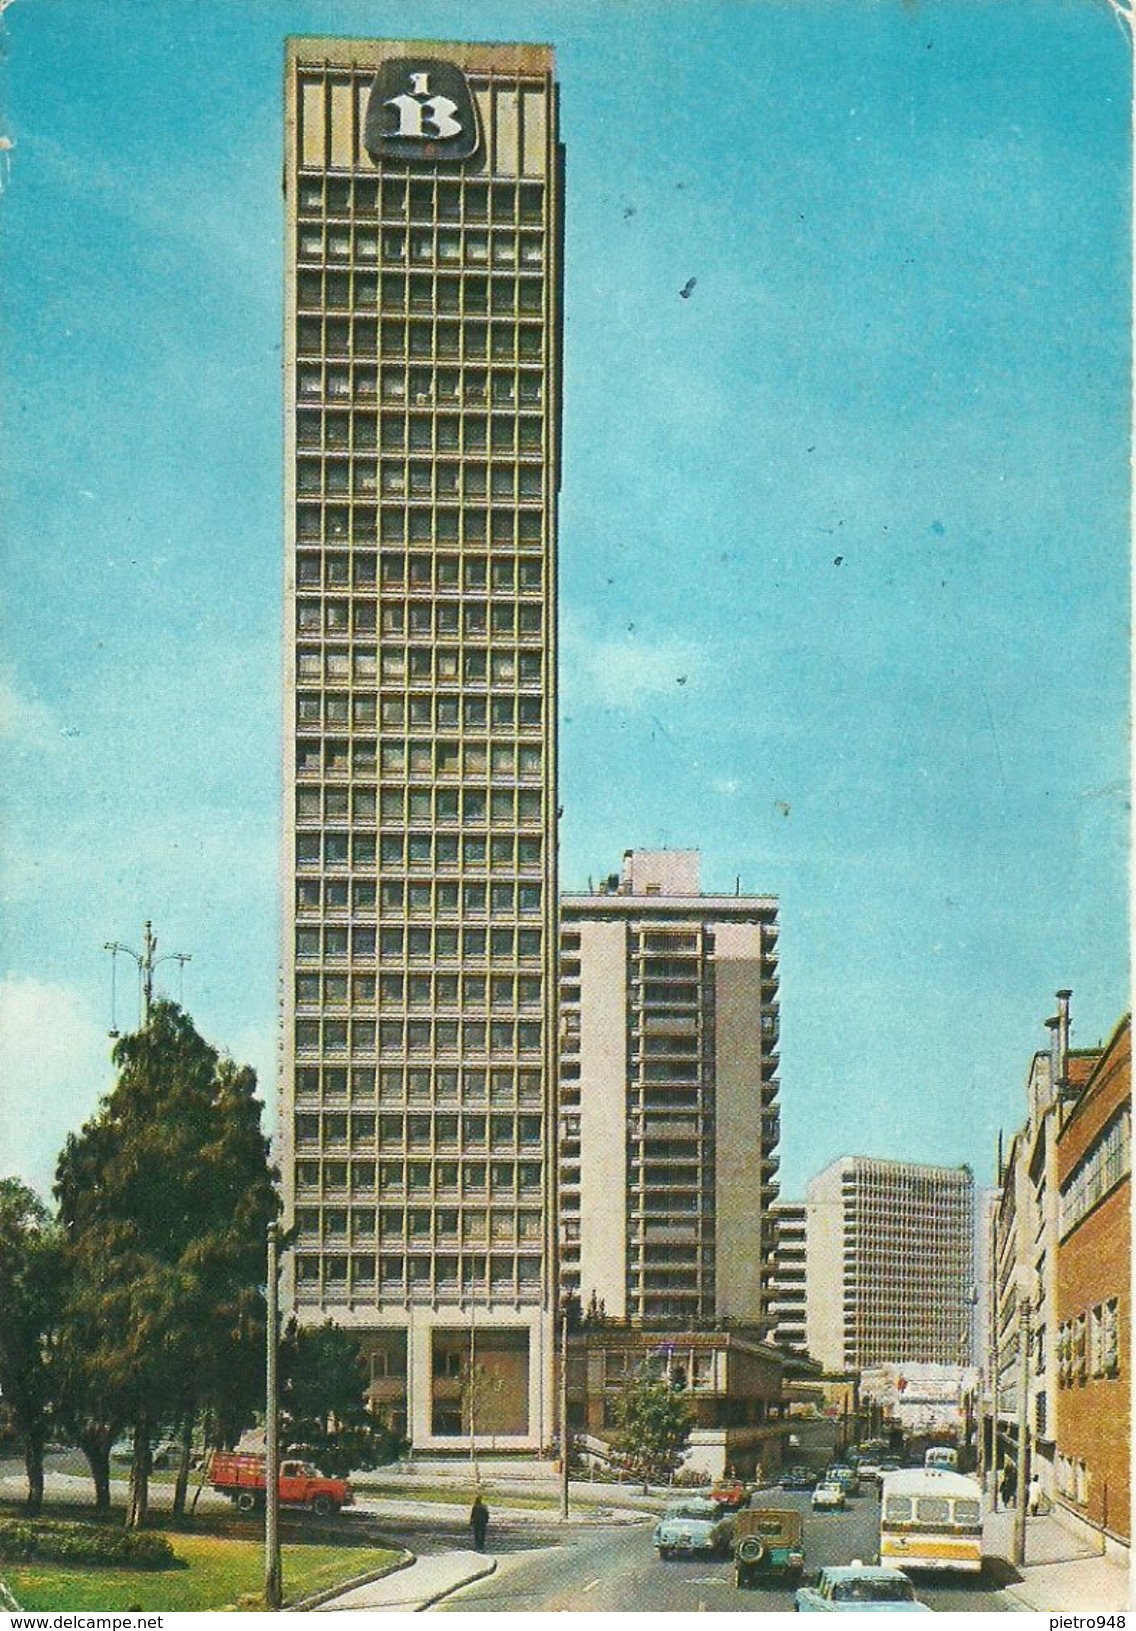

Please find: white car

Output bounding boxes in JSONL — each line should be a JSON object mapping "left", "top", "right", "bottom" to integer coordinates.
{"left": 795, "top": 1563, "right": 931, "bottom": 1611}
{"left": 653, "top": 1498, "right": 735, "bottom": 1559}
{"left": 811, "top": 1481, "right": 847, "bottom": 1511}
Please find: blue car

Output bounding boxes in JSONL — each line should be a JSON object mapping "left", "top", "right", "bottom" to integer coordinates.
{"left": 780, "top": 1465, "right": 818, "bottom": 1490}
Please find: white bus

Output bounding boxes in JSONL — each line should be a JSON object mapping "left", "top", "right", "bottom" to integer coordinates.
{"left": 879, "top": 1468, "right": 984, "bottom": 1574}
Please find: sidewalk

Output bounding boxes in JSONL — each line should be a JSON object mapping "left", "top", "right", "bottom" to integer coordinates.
{"left": 311, "top": 1550, "right": 497, "bottom": 1612}
{"left": 983, "top": 1503, "right": 1130, "bottom": 1612}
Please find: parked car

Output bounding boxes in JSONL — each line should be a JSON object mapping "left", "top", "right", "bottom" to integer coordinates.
{"left": 653, "top": 1498, "right": 735, "bottom": 1559}
{"left": 780, "top": 1465, "right": 817, "bottom": 1491}
{"left": 710, "top": 1477, "right": 749, "bottom": 1511}
{"left": 825, "top": 1463, "right": 861, "bottom": 1496}
{"left": 732, "top": 1507, "right": 805, "bottom": 1588}
{"left": 110, "top": 1436, "right": 183, "bottom": 1469}
{"left": 795, "top": 1563, "right": 931, "bottom": 1612}
{"left": 811, "top": 1481, "right": 847, "bottom": 1512}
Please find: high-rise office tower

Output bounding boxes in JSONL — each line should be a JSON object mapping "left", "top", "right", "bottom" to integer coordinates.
{"left": 280, "top": 38, "right": 562, "bottom": 1451}
{"left": 805, "top": 1156, "right": 976, "bottom": 1371}
{"left": 559, "top": 851, "right": 781, "bottom": 1327}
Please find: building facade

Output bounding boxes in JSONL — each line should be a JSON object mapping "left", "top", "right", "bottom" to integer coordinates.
{"left": 1054, "top": 1015, "right": 1130, "bottom": 1548}
{"left": 567, "top": 1325, "right": 785, "bottom": 1482}
{"left": 806, "top": 1155, "right": 975, "bottom": 1372}
{"left": 280, "top": 37, "right": 563, "bottom": 1450}
{"left": 988, "top": 994, "right": 1102, "bottom": 1503}
{"left": 559, "top": 850, "right": 781, "bottom": 1327}
{"left": 769, "top": 1201, "right": 808, "bottom": 1354}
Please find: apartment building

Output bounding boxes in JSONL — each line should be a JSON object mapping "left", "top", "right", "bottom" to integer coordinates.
{"left": 769, "top": 1201, "right": 808, "bottom": 1354}
{"left": 559, "top": 850, "right": 781, "bottom": 1328}
{"left": 279, "top": 37, "right": 563, "bottom": 1451}
{"left": 806, "top": 1155, "right": 975, "bottom": 1372}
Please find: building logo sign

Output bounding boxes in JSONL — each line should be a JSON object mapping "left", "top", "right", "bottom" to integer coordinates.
{"left": 365, "top": 60, "right": 479, "bottom": 162}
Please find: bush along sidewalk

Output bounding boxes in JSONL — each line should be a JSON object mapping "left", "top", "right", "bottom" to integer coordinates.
{"left": 0, "top": 1518, "right": 177, "bottom": 1570}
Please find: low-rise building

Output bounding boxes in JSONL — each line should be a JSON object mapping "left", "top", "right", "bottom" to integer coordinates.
{"left": 1054, "top": 1015, "right": 1130, "bottom": 1553}
{"left": 567, "top": 1323, "right": 784, "bottom": 1482}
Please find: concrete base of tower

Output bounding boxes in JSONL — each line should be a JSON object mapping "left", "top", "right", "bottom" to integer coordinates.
{"left": 291, "top": 1300, "right": 556, "bottom": 1455}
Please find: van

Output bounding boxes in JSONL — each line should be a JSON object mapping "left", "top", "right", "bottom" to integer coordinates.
{"left": 924, "top": 1446, "right": 958, "bottom": 1471}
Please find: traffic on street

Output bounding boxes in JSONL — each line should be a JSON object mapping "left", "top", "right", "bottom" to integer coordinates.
{"left": 435, "top": 1486, "right": 1017, "bottom": 1614}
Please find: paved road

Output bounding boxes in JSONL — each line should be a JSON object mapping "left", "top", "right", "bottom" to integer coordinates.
{"left": 435, "top": 1489, "right": 1016, "bottom": 1613}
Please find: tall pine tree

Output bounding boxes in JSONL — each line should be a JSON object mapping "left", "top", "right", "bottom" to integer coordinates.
{"left": 55, "top": 1001, "right": 279, "bottom": 1527}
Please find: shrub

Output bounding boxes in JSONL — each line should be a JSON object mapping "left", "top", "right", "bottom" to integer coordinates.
{"left": 0, "top": 1518, "right": 176, "bottom": 1570}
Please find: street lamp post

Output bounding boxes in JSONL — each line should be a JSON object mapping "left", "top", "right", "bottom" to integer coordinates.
{"left": 265, "top": 1221, "right": 282, "bottom": 1611}
{"left": 468, "top": 1293, "right": 479, "bottom": 1483}
{"left": 1011, "top": 1286, "right": 1031, "bottom": 1568}
{"left": 559, "top": 1298, "right": 570, "bottom": 1522}
{"left": 990, "top": 1135, "right": 1003, "bottom": 1510}
{"left": 104, "top": 919, "right": 191, "bottom": 1032}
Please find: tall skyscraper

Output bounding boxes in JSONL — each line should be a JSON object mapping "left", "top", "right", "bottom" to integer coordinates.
{"left": 805, "top": 1156, "right": 976, "bottom": 1371}
{"left": 559, "top": 850, "right": 781, "bottom": 1327}
{"left": 280, "top": 38, "right": 562, "bottom": 1451}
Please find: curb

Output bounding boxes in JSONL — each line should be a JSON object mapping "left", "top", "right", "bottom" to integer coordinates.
{"left": 416, "top": 1554, "right": 498, "bottom": 1611}
{"left": 286, "top": 1549, "right": 416, "bottom": 1612}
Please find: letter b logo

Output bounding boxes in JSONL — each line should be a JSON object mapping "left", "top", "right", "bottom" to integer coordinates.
{"left": 365, "top": 60, "right": 480, "bottom": 162}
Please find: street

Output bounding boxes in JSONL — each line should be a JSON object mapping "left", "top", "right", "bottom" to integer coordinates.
{"left": 434, "top": 1489, "right": 1017, "bottom": 1614}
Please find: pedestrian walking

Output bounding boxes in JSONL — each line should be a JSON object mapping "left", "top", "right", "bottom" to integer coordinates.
{"left": 1000, "top": 1463, "right": 1017, "bottom": 1508}
{"left": 470, "top": 1492, "right": 490, "bottom": 1552}
{"left": 1028, "top": 1473, "right": 1042, "bottom": 1516}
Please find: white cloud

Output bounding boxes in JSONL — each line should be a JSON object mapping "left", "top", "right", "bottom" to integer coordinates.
{"left": 0, "top": 975, "right": 115, "bottom": 1200}
{"left": 563, "top": 616, "right": 706, "bottom": 711}
{"left": 0, "top": 672, "right": 60, "bottom": 754}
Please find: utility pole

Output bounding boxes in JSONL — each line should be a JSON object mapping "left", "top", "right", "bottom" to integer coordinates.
{"left": 990, "top": 1132, "right": 1003, "bottom": 1509}
{"left": 559, "top": 1298, "right": 570, "bottom": 1522}
{"left": 265, "top": 1221, "right": 282, "bottom": 1611}
{"left": 104, "top": 920, "right": 191, "bottom": 1031}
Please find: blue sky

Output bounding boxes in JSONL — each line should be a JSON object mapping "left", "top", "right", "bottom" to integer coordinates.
{"left": 1, "top": 0, "right": 1129, "bottom": 1203}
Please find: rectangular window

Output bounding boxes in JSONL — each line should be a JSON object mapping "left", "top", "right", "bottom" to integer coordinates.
{"left": 1103, "top": 1298, "right": 1120, "bottom": 1376}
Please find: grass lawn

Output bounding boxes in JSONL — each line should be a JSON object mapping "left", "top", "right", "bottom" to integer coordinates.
{"left": 1, "top": 1532, "right": 403, "bottom": 1611}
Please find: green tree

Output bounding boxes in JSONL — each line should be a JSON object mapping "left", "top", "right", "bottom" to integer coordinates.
{"left": 51, "top": 1274, "right": 126, "bottom": 1514}
{"left": 0, "top": 1179, "right": 63, "bottom": 1513}
{"left": 611, "top": 1362, "right": 695, "bottom": 1493}
{"left": 55, "top": 1001, "right": 279, "bottom": 1527}
{"left": 280, "top": 1318, "right": 401, "bottom": 1475}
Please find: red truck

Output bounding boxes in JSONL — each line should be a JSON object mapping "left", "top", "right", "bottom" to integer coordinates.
{"left": 208, "top": 1451, "right": 354, "bottom": 1516}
